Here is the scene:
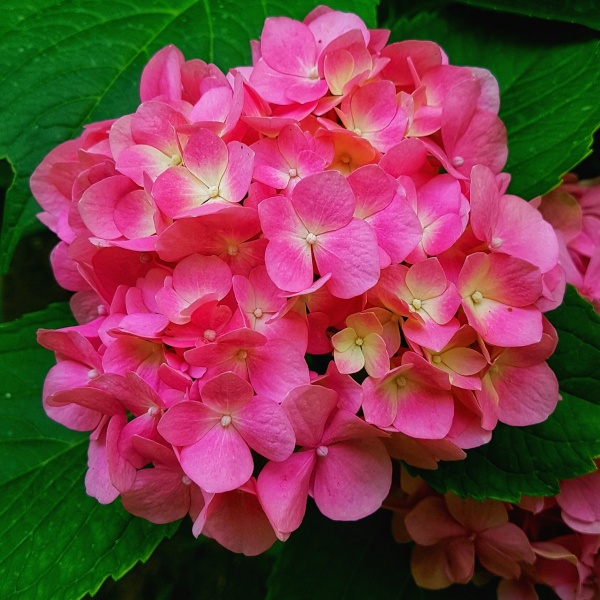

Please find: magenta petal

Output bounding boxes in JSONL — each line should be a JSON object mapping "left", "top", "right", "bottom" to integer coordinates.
{"left": 153, "top": 166, "right": 208, "bottom": 219}
{"left": 200, "top": 482, "right": 277, "bottom": 555}
{"left": 247, "top": 338, "right": 311, "bottom": 402}
{"left": 122, "top": 468, "right": 191, "bottom": 524}
{"left": 220, "top": 141, "right": 254, "bottom": 203}
{"left": 367, "top": 197, "right": 422, "bottom": 264}
{"left": 256, "top": 451, "right": 317, "bottom": 534}
{"left": 183, "top": 128, "right": 228, "bottom": 185}
{"left": 200, "top": 371, "right": 254, "bottom": 413}
{"left": 261, "top": 17, "right": 317, "bottom": 77}
{"left": 292, "top": 170, "right": 355, "bottom": 234}
{"left": 462, "top": 299, "right": 543, "bottom": 347}
{"left": 282, "top": 384, "right": 338, "bottom": 446}
{"left": 393, "top": 382, "right": 454, "bottom": 439}
{"left": 78, "top": 175, "right": 139, "bottom": 239}
{"left": 180, "top": 425, "right": 253, "bottom": 493}
{"left": 264, "top": 236, "right": 314, "bottom": 293}
{"left": 157, "top": 401, "right": 220, "bottom": 446}
{"left": 106, "top": 412, "right": 136, "bottom": 493}
{"left": 116, "top": 145, "right": 173, "bottom": 186}
{"left": 236, "top": 397, "right": 295, "bottom": 461}
{"left": 172, "top": 254, "right": 232, "bottom": 304}
{"left": 491, "top": 362, "right": 559, "bottom": 426}
{"left": 86, "top": 429, "right": 120, "bottom": 504}
{"left": 313, "top": 437, "right": 392, "bottom": 521}
{"left": 140, "top": 45, "right": 184, "bottom": 102}
{"left": 315, "top": 219, "right": 380, "bottom": 298}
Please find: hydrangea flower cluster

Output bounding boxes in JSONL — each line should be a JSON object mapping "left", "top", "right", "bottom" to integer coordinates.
{"left": 33, "top": 6, "right": 563, "bottom": 556}
{"left": 535, "top": 174, "right": 600, "bottom": 312}
{"left": 390, "top": 465, "right": 600, "bottom": 599}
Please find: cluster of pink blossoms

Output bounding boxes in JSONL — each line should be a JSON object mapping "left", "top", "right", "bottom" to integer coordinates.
{"left": 34, "top": 6, "right": 565, "bottom": 556}
{"left": 535, "top": 174, "right": 600, "bottom": 312}
{"left": 391, "top": 465, "right": 600, "bottom": 599}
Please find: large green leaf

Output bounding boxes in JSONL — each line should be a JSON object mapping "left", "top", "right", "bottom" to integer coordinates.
{"left": 266, "top": 501, "right": 498, "bottom": 599}
{"left": 0, "top": 304, "right": 179, "bottom": 600}
{"left": 453, "top": 0, "right": 600, "bottom": 32}
{"left": 388, "top": 7, "right": 600, "bottom": 200}
{"left": 410, "top": 286, "right": 600, "bottom": 502}
{"left": 0, "top": 0, "right": 378, "bottom": 273}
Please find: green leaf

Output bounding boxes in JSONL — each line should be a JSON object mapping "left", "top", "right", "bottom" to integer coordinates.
{"left": 266, "top": 501, "right": 498, "bottom": 600}
{"left": 0, "top": 0, "right": 378, "bottom": 274}
{"left": 0, "top": 304, "right": 179, "bottom": 600}
{"left": 388, "top": 7, "right": 600, "bottom": 200}
{"left": 410, "top": 287, "right": 600, "bottom": 502}
{"left": 453, "top": 0, "right": 600, "bottom": 33}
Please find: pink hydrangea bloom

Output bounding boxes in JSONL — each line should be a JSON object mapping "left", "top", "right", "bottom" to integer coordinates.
{"left": 32, "top": 6, "right": 566, "bottom": 557}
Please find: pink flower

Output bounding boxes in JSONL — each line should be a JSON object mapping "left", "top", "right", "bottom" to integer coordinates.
{"left": 405, "top": 494, "right": 535, "bottom": 589}
{"left": 335, "top": 80, "right": 408, "bottom": 151}
{"left": 378, "top": 258, "right": 462, "bottom": 351}
{"left": 193, "top": 478, "right": 278, "bottom": 555}
{"left": 153, "top": 128, "right": 254, "bottom": 218}
{"left": 258, "top": 170, "right": 380, "bottom": 297}
{"left": 158, "top": 372, "right": 295, "bottom": 493}
{"left": 458, "top": 252, "right": 544, "bottom": 347}
{"left": 362, "top": 352, "right": 454, "bottom": 439}
{"left": 331, "top": 310, "right": 389, "bottom": 377}
{"left": 257, "top": 384, "right": 391, "bottom": 535}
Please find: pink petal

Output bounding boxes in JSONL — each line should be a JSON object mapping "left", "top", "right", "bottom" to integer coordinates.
{"left": 257, "top": 451, "right": 317, "bottom": 534}
{"left": 247, "top": 338, "right": 311, "bottom": 403}
{"left": 347, "top": 164, "right": 395, "bottom": 218}
{"left": 180, "top": 425, "right": 253, "bottom": 493}
{"left": 200, "top": 371, "right": 254, "bottom": 413}
{"left": 366, "top": 196, "right": 422, "bottom": 264}
{"left": 315, "top": 219, "right": 380, "bottom": 298}
{"left": 85, "top": 429, "right": 120, "bottom": 504}
{"left": 321, "top": 408, "right": 389, "bottom": 446}
{"left": 181, "top": 128, "right": 227, "bottom": 185}
{"left": 261, "top": 17, "right": 317, "bottom": 77}
{"left": 264, "top": 236, "right": 314, "bottom": 293}
{"left": 140, "top": 45, "right": 184, "bottom": 102}
{"left": 172, "top": 254, "right": 232, "bottom": 305}
{"left": 312, "top": 437, "right": 392, "bottom": 520}
{"left": 405, "top": 496, "right": 468, "bottom": 545}
{"left": 458, "top": 252, "right": 542, "bottom": 306}
{"left": 152, "top": 166, "right": 208, "bottom": 218}
{"left": 219, "top": 141, "right": 254, "bottom": 203}
{"left": 157, "top": 401, "right": 220, "bottom": 446}
{"left": 78, "top": 175, "right": 139, "bottom": 239}
{"left": 292, "top": 170, "right": 355, "bottom": 235}
{"left": 477, "top": 523, "right": 535, "bottom": 578}
{"left": 236, "top": 397, "right": 296, "bottom": 461}
{"left": 350, "top": 80, "right": 397, "bottom": 132}
{"left": 491, "top": 362, "right": 559, "bottom": 426}
{"left": 282, "top": 384, "right": 338, "bottom": 447}
{"left": 115, "top": 145, "right": 173, "bottom": 186}
{"left": 199, "top": 481, "right": 277, "bottom": 555}
{"left": 361, "top": 333, "right": 390, "bottom": 378}
{"left": 445, "top": 494, "right": 507, "bottom": 531}
{"left": 122, "top": 468, "right": 191, "bottom": 524}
